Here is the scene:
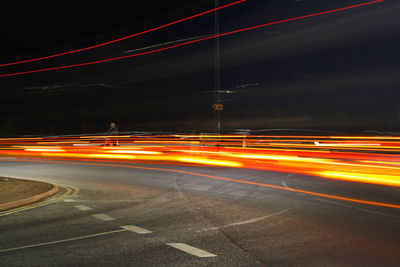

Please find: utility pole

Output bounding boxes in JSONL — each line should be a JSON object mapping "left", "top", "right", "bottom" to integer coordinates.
{"left": 214, "top": 0, "right": 221, "bottom": 135}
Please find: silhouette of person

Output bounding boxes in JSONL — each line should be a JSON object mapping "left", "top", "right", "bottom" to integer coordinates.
{"left": 105, "top": 122, "right": 118, "bottom": 146}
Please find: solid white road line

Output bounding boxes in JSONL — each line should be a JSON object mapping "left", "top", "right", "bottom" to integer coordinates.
{"left": 74, "top": 205, "right": 92, "bottom": 211}
{"left": 352, "top": 206, "right": 400, "bottom": 219}
{"left": 167, "top": 243, "right": 217, "bottom": 258}
{"left": 314, "top": 198, "right": 352, "bottom": 208}
{"left": 0, "top": 229, "right": 126, "bottom": 253}
{"left": 120, "top": 225, "right": 152, "bottom": 234}
{"left": 197, "top": 209, "right": 290, "bottom": 232}
{"left": 93, "top": 214, "right": 115, "bottom": 221}
{"left": 314, "top": 198, "right": 399, "bottom": 218}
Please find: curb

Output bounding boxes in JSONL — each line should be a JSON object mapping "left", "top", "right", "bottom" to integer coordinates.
{"left": 0, "top": 185, "right": 59, "bottom": 212}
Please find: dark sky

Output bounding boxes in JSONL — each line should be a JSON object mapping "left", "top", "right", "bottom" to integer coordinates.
{"left": 1, "top": 0, "right": 399, "bottom": 136}
{"left": 1, "top": 0, "right": 207, "bottom": 59}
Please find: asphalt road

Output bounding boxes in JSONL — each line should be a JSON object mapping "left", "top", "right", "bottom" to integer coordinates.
{"left": 0, "top": 159, "right": 399, "bottom": 266}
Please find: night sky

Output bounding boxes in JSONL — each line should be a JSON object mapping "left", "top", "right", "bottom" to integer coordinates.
{"left": 1, "top": 0, "right": 206, "bottom": 59}
{"left": 1, "top": 0, "right": 399, "bottom": 136}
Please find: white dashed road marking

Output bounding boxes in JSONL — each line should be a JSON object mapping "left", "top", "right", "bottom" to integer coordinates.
{"left": 74, "top": 205, "right": 92, "bottom": 211}
{"left": 0, "top": 229, "right": 126, "bottom": 253}
{"left": 120, "top": 225, "right": 152, "bottom": 234}
{"left": 93, "top": 214, "right": 115, "bottom": 221}
{"left": 167, "top": 243, "right": 217, "bottom": 258}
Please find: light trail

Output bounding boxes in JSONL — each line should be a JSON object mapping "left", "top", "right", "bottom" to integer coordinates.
{"left": 316, "top": 171, "right": 400, "bottom": 187}
{"left": 24, "top": 148, "right": 66, "bottom": 152}
{"left": 0, "top": 0, "right": 384, "bottom": 78}
{"left": 1, "top": 133, "right": 400, "bottom": 188}
{"left": 177, "top": 157, "right": 243, "bottom": 167}
{"left": 0, "top": 0, "right": 248, "bottom": 67}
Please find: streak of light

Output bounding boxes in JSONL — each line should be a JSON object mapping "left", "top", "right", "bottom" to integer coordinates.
{"left": 177, "top": 135, "right": 247, "bottom": 138}
{"left": 38, "top": 141, "right": 90, "bottom": 144}
{"left": 177, "top": 157, "right": 243, "bottom": 167}
{"left": 0, "top": 0, "right": 248, "bottom": 67}
{"left": 134, "top": 141, "right": 200, "bottom": 144}
{"left": 15, "top": 146, "right": 63, "bottom": 149}
{"left": 171, "top": 150, "right": 233, "bottom": 155}
{"left": 40, "top": 153, "right": 94, "bottom": 158}
{"left": 314, "top": 141, "right": 382, "bottom": 147}
{"left": 89, "top": 154, "right": 137, "bottom": 159}
{"left": 360, "top": 160, "right": 400, "bottom": 166}
{"left": 109, "top": 150, "right": 162, "bottom": 155}
{"left": 0, "top": 137, "right": 43, "bottom": 140}
{"left": 1, "top": 133, "right": 400, "bottom": 188}
{"left": 25, "top": 148, "right": 66, "bottom": 152}
{"left": 316, "top": 171, "right": 400, "bottom": 187}
{"left": 235, "top": 153, "right": 334, "bottom": 163}
{"left": 331, "top": 136, "right": 400, "bottom": 140}
{"left": 0, "top": 0, "right": 384, "bottom": 77}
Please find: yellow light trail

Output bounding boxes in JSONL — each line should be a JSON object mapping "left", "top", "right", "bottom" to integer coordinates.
{"left": 178, "top": 157, "right": 243, "bottom": 167}
{"left": 316, "top": 171, "right": 400, "bottom": 187}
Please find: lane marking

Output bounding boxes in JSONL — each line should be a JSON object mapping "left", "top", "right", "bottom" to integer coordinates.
{"left": 0, "top": 229, "right": 126, "bottom": 253}
{"left": 314, "top": 198, "right": 399, "bottom": 219}
{"left": 315, "top": 198, "right": 352, "bottom": 208}
{"left": 93, "top": 214, "right": 115, "bottom": 221}
{"left": 167, "top": 243, "right": 217, "bottom": 258}
{"left": 74, "top": 205, "right": 92, "bottom": 211}
{"left": 352, "top": 206, "right": 400, "bottom": 219}
{"left": 63, "top": 199, "right": 77, "bottom": 202}
{"left": 0, "top": 184, "right": 79, "bottom": 217}
{"left": 120, "top": 225, "right": 152, "bottom": 234}
{"left": 197, "top": 209, "right": 290, "bottom": 232}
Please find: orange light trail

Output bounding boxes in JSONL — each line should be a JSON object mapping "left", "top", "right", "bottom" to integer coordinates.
{"left": 1, "top": 134, "right": 400, "bottom": 189}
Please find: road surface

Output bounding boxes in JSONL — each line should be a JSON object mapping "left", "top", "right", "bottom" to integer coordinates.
{"left": 0, "top": 159, "right": 399, "bottom": 266}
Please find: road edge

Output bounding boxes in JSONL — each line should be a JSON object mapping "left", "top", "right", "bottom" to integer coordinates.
{"left": 0, "top": 184, "right": 59, "bottom": 212}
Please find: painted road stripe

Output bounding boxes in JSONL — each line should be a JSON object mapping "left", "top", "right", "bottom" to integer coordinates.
{"left": 120, "top": 225, "right": 152, "bottom": 234}
{"left": 167, "top": 243, "right": 217, "bottom": 258}
{"left": 0, "top": 229, "right": 126, "bottom": 253}
{"left": 63, "top": 199, "right": 77, "bottom": 202}
{"left": 74, "top": 205, "right": 92, "bottom": 211}
{"left": 315, "top": 198, "right": 352, "bottom": 208}
{"left": 353, "top": 206, "right": 399, "bottom": 219}
{"left": 93, "top": 214, "right": 115, "bottom": 221}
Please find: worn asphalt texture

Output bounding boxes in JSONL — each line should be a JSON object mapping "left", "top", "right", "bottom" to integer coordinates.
{"left": 0, "top": 160, "right": 399, "bottom": 266}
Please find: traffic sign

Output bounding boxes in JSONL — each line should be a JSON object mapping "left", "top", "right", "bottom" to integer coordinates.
{"left": 212, "top": 104, "right": 224, "bottom": 111}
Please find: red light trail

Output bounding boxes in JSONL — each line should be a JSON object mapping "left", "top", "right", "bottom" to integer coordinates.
{"left": 0, "top": 0, "right": 384, "bottom": 78}
{"left": 0, "top": 0, "right": 249, "bottom": 67}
